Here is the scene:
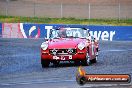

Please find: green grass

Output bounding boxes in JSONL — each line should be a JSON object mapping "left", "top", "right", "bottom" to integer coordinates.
{"left": 0, "top": 15, "right": 132, "bottom": 26}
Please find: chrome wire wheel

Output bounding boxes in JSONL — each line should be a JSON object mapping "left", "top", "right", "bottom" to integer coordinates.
{"left": 82, "top": 52, "right": 90, "bottom": 66}
{"left": 86, "top": 52, "right": 90, "bottom": 65}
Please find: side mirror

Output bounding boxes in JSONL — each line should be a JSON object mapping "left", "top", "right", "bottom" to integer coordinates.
{"left": 91, "top": 36, "right": 95, "bottom": 41}
{"left": 44, "top": 37, "right": 49, "bottom": 41}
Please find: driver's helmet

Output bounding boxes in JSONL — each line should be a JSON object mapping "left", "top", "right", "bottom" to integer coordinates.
{"left": 58, "top": 28, "right": 66, "bottom": 38}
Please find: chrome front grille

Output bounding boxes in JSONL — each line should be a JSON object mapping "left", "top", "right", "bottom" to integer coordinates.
{"left": 49, "top": 49, "right": 76, "bottom": 55}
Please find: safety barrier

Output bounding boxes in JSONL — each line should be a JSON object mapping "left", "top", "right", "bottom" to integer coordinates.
{"left": 0, "top": 23, "right": 132, "bottom": 41}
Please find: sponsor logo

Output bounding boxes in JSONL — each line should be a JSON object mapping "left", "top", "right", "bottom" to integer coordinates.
{"left": 20, "top": 23, "right": 40, "bottom": 38}
{"left": 3, "top": 23, "right": 131, "bottom": 41}
{"left": 45, "top": 26, "right": 116, "bottom": 41}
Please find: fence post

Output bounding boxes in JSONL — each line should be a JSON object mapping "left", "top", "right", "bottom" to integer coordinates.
{"left": 60, "top": 3, "right": 63, "bottom": 18}
{"left": 118, "top": 3, "right": 121, "bottom": 20}
{"left": 89, "top": 3, "right": 91, "bottom": 19}
{"left": 33, "top": 2, "right": 36, "bottom": 17}
{"left": 6, "top": 0, "right": 9, "bottom": 16}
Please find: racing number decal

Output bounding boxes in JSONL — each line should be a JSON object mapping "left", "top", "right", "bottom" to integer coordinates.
{"left": 53, "top": 55, "right": 72, "bottom": 60}
{"left": 61, "top": 56, "right": 65, "bottom": 60}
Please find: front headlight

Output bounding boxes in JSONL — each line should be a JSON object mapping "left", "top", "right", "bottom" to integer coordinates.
{"left": 78, "top": 42, "right": 85, "bottom": 50}
{"left": 41, "top": 42, "right": 48, "bottom": 50}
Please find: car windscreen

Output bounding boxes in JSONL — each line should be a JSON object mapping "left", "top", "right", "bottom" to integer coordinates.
{"left": 49, "top": 28, "right": 89, "bottom": 39}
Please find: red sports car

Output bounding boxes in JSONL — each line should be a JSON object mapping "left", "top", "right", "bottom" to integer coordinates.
{"left": 41, "top": 28, "right": 99, "bottom": 67}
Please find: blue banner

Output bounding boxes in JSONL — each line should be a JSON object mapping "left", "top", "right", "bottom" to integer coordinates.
{"left": 88, "top": 26, "right": 132, "bottom": 41}
{"left": 0, "top": 23, "right": 2, "bottom": 38}
{"left": 38, "top": 24, "right": 132, "bottom": 41}
{"left": 2, "top": 23, "right": 132, "bottom": 41}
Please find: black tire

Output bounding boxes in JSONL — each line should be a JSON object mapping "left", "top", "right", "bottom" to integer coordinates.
{"left": 81, "top": 60, "right": 90, "bottom": 66}
{"left": 41, "top": 59, "right": 50, "bottom": 68}
{"left": 92, "top": 58, "right": 97, "bottom": 63}
{"left": 74, "top": 60, "right": 81, "bottom": 66}
{"left": 91, "top": 55, "right": 97, "bottom": 63}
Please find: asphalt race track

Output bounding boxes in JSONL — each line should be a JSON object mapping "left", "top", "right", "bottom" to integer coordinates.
{"left": 0, "top": 38, "right": 132, "bottom": 88}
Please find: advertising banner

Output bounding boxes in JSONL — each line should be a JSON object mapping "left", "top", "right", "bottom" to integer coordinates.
{"left": 1, "top": 23, "right": 132, "bottom": 41}
{"left": 0, "top": 23, "right": 2, "bottom": 38}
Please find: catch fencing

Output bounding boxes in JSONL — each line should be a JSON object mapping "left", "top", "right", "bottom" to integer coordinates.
{"left": 0, "top": 1, "right": 132, "bottom": 19}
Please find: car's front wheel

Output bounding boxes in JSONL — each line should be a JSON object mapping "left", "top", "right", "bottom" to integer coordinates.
{"left": 41, "top": 59, "right": 50, "bottom": 68}
{"left": 53, "top": 61, "right": 60, "bottom": 67}
{"left": 74, "top": 60, "right": 81, "bottom": 66}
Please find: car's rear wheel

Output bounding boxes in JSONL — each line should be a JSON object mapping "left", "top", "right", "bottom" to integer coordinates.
{"left": 41, "top": 59, "right": 50, "bottom": 68}
{"left": 92, "top": 56, "right": 97, "bottom": 63}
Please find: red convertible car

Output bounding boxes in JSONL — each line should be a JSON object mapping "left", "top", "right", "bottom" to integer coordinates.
{"left": 41, "top": 28, "right": 99, "bottom": 67}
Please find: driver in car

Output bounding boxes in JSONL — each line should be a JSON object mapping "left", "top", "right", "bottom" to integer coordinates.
{"left": 58, "top": 28, "right": 67, "bottom": 38}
